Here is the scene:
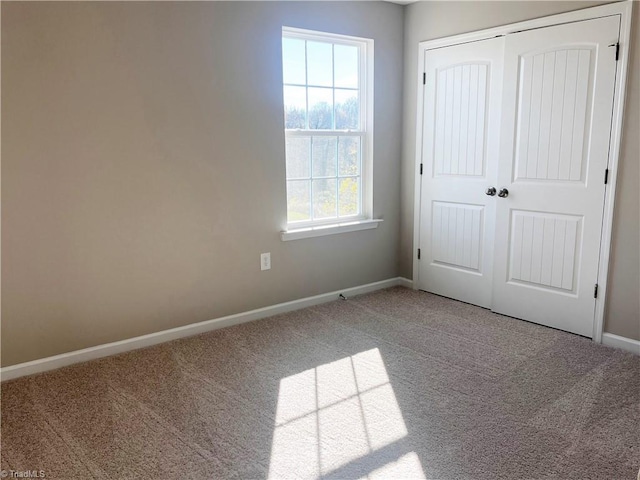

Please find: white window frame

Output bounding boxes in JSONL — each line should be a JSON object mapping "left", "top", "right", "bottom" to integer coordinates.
{"left": 281, "top": 27, "right": 375, "bottom": 240}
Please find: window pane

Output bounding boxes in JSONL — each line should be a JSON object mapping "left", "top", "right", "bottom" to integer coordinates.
{"left": 286, "top": 137, "right": 311, "bottom": 179}
{"left": 282, "top": 38, "right": 306, "bottom": 85}
{"left": 338, "top": 137, "right": 360, "bottom": 176}
{"left": 312, "top": 179, "right": 337, "bottom": 219}
{"left": 307, "top": 41, "right": 333, "bottom": 87}
{"left": 284, "top": 86, "right": 307, "bottom": 129}
{"left": 335, "top": 89, "right": 359, "bottom": 130}
{"left": 312, "top": 136, "right": 337, "bottom": 177}
{"left": 339, "top": 177, "right": 359, "bottom": 217}
{"left": 334, "top": 44, "right": 358, "bottom": 88}
{"left": 287, "top": 180, "right": 311, "bottom": 222}
{"left": 308, "top": 87, "right": 333, "bottom": 129}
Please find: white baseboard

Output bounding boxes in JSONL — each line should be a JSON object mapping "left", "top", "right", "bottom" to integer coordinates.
{"left": 0, "top": 277, "right": 411, "bottom": 382}
{"left": 602, "top": 332, "right": 640, "bottom": 355}
{"left": 397, "top": 277, "right": 414, "bottom": 289}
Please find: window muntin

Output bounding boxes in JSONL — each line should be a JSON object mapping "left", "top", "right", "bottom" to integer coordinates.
{"left": 282, "top": 28, "right": 371, "bottom": 227}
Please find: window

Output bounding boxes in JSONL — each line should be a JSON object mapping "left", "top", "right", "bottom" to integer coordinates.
{"left": 282, "top": 28, "right": 374, "bottom": 233}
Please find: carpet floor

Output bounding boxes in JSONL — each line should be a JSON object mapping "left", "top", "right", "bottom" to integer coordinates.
{"left": 1, "top": 287, "right": 639, "bottom": 479}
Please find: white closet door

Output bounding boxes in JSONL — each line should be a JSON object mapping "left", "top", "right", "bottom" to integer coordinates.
{"left": 418, "top": 38, "right": 504, "bottom": 308}
{"left": 492, "top": 16, "right": 619, "bottom": 337}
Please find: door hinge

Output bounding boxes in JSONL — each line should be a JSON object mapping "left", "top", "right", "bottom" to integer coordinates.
{"left": 594, "top": 283, "right": 599, "bottom": 298}
{"left": 609, "top": 42, "right": 620, "bottom": 61}
{"left": 423, "top": 72, "right": 426, "bottom": 85}
{"left": 420, "top": 163, "right": 423, "bottom": 175}
{"left": 604, "top": 168, "right": 609, "bottom": 185}
{"left": 417, "top": 248, "right": 421, "bottom": 260}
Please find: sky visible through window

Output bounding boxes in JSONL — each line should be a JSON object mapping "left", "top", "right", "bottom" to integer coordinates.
{"left": 283, "top": 38, "right": 360, "bottom": 130}
{"left": 283, "top": 38, "right": 358, "bottom": 88}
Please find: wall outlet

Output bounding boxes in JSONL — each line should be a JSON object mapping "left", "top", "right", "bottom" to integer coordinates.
{"left": 260, "top": 252, "right": 271, "bottom": 271}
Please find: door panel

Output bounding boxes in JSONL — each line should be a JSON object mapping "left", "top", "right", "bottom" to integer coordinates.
{"left": 434, "top": 63, "right": 488, "bottom": 177}
{"left": 492, "top": 16, "right": 619, "bottom": 337}
{"left": 418, "top": 38, "right": 504, "bottom": 308}
{"left": 432, "top": 202, "right": 483, "bottom": 272}
{"left": 515, "top": 47, "right": 594, "bottom": 183}
{"left": 508, "top": 210, "right": 582, "bottom": 293}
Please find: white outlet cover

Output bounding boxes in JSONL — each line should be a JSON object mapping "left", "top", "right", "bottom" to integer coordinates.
{"left": 261, "top": 252, "right": 271, "bottom": 271}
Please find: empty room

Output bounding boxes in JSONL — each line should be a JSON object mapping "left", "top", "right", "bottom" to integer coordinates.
{"left": 1, "top": 1, "right": 639, "bottom": 479}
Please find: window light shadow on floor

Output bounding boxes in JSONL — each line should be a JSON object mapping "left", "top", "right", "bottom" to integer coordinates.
{"left": 268, "top": 348, "right": 426, "bottom": 480}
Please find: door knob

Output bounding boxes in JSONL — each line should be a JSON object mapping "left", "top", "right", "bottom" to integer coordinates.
{"left": 498, "top": 188, "right": 509, "bottom": 198}
{"left": 485, "top": 187, "right": 497, "bottom": 196}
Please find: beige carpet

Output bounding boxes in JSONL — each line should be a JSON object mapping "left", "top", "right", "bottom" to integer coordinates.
{"left": 1, "top": 287, "right": 639, "bottom": 479}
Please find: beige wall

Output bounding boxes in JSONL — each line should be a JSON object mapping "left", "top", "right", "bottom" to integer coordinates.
{"left": 1, "top": 1, "right": 404, "bottom": 366}
{"left": 401, "top": 1, "right": 640, "bottom": 340}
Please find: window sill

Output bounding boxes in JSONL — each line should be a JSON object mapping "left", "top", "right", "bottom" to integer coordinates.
{"left": 281, "top": 219, "right": 383, "bottom": 241}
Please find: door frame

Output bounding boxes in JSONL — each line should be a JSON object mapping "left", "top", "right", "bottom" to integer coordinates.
{"left": 412, "top": 1, "right": 634, "bottom": 342}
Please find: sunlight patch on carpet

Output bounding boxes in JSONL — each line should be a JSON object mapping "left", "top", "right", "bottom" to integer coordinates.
{"left": 268, "top": 348, "right": 426, "bottom": 479}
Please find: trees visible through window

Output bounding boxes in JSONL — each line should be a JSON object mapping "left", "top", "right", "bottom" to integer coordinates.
{"left": 282, "top": 28, "right": 372, "bottom": 227}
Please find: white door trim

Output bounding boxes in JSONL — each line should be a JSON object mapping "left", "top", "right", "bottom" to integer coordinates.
{"left": 412, "top": 1, "right": 634, "bottom": 344}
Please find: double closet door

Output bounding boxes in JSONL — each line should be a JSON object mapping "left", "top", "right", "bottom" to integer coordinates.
{"left": 417, "top": 16, "right": 620, "bottom": 337}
